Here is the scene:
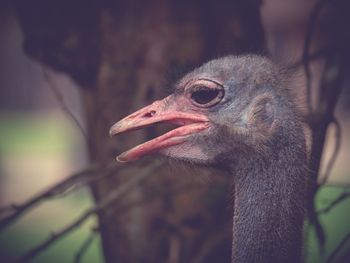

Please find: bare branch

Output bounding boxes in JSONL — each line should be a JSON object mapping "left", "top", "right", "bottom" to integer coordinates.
{"left": 74, "top": 229, "right": 97, "bottom": 263}
{"left": 303, "top": 0, "right": 330, "bottom": 251}
{"left": 317, "top": 191, "right": 350, "bottom": 214}
{"left": 302, "top": 0, "right": 330, "bottom": 113}
{"left": 101, "top": 179, "right": 208, "bottom": 226}
{"left": 320, "top": 118, "right": 341, "bottom": 185}
{"left": 13, "top": 162, "right": 162, "bottom": 263}
{"left": 338, "top": 248, "right": 350, "bottom": 263}
{"left": 0, "top": 205, "right": 19, "bottom": 215}
{"left": 0, "top": 162, "right": 120, "bottom": 232}
{"left": 42, "top": 66, "right": 87, "bottom": 140}
{"left": 321, "top": 182, "right": 350, "bottom": 188}
{"left": 0, "top": 165, "right": 97, "bottom": 231}
{"left": 325, "top": 232, "right": 350, "bottom": 263}
{"left": 305, "top": 28, "right": 346, "bottom": 250}
{"left": 288, "top": 47, "right": 330, "bottom": 70}
{"left": 192, "top": 224, "right": 231, "bottom": 263}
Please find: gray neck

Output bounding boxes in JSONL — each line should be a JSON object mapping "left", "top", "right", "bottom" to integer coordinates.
{"left": 229, "top": 132, "right": 307, "bottom": 263}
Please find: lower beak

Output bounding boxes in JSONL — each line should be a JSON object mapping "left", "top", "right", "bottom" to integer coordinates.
{"left": 109, "top": 97, "right": 210, "bottom": 162}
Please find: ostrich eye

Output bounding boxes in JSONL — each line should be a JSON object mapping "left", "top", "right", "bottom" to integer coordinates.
{"left": 190, "top": 86, "right": 224, "bottom": 107}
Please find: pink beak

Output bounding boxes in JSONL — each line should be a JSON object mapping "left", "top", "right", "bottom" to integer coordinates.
{"left": 109, "top": 96, "right": 210, "bottom": 162}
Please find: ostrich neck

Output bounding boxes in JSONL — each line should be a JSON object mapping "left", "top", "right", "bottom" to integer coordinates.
{"left": 230, "top": 134, "right": 306, "bottom": 263}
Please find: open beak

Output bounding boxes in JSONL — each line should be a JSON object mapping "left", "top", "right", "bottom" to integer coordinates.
{"left": 109, "top": 96, "right": 210, "bottom": 162}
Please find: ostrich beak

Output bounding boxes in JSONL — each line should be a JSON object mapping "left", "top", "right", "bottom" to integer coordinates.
{"left": 109, "top": 96, "right": 210, "bottom": 162}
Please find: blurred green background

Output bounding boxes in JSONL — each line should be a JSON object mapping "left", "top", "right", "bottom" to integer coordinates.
{"left": 0, "top": 113, "right": 349, "bottom": 263}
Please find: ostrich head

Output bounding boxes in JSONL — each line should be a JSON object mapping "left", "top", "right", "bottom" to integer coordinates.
{"left": 110, "top": 55, "right": 294, "bottom": 169}
{"left": 109, "top": 55, "right": 306, "bottom": 263}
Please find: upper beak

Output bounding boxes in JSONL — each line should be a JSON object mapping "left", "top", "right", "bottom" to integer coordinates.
{"left": 109, "top": 96, "right": 210, "bottom": 162}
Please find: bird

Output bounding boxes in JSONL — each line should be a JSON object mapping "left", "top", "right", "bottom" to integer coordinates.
{"left": 109, "top": 55, "right": 307, "bottom": 263}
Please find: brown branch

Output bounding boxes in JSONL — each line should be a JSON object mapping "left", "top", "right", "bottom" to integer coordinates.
{"left": 101, "top": 179, "right": 208, "bottom": 226}
{"left": 302, "top": 0, "right": 330, "bottom": 113}
{"left": 74, "top": 229, "right": 97, "bottom": 263}
{"left": 0, "top": 165, "right": 97, "bottom": 231}
{"left": 309, "top": 53, "right": 345, "bottom": 189}
{"left": 13, "top": 162, "right": 162, "bottom": 263}
{"left": 317, "top": 191, "right": 350, "bottom": 214}
{"left": 305, "top": 55, "right": 345, "bottom": 257}
{"left": 0, "top": 162, "right": 120, "bottom": 232}
{"left": 338, "top": 248, "right": 350, "bottom": 263}
{"left": 321, "top": 181, "right": 350, "bottom": 188}
{"left": 303, "top": 0, "right": 331, "bottom": 251}
{"left": 191, "top": 224, "right": 231, "bottom": 263}
{"left": 0, "top": 205, "right": 19, "bottom": 215}
{"left": 320, "top": 118, "right": 341, "bottom": 185}
{"left": 288, "top": 47, "right": 329, "bottom": 70}
{"left": 42, "top": 66, "right": 88, "bottom": 140}
{"left": 307, "top": 56, "right": 345, "bottom": 251}
{"left": 325, "top": 232, "right": 350, "bottom": 263}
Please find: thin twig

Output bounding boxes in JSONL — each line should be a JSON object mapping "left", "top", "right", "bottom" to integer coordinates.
{"left": 0, "top": 162, "right": 120, "bottom": 232}
{"left": 0, "top": 165, "right": 98, "bottom": 231}
{"left": 289, "top": 47, "right": 329, "bottom": 70}
{"left": 325, "top": 232, "right": 350, "bottom": 263}
{"left": 192, "top": 224, "right": 231, "bottom": 263}
{"left": 317, "top": 191, "right": 350, "bottom": 214}
{"left": 306, "top": 49, "right": 345, "bottom": 252}
{"left": 320, "top": 118, "right": 341, "bottom": 185}
{"left": 74, "top": 229, "right": 97, "bottom": 263}
{"left": 303, "top": 0, "right": 331, "bottom": 252}
{"left": 0, "top": 205, "right": 18, "bottom": 215}
{"left": 321, "top": 182, "right": 350, "bottom": 188}
{"left": 101, "top": 179, "right": 209, "bottom": 226}
{"left": 14, "top": 162, "right": 162, "bottom": 263}
{"left": 302, "top": 0, "right": 330, "bottom": 113}
{"left": 338, "top": 247, "right": 350, "bottom": 263}
{"left": 42, "top": 67, "right": 88, "bottom": 140}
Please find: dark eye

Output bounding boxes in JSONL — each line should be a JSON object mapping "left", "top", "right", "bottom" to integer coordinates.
{"left": 190, "top": 87, "right": 224, "bottom": 107}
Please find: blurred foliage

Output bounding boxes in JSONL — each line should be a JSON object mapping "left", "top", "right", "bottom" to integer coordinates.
{"left": 0, "top": 113, "right": 73, "bottom": 154}
{"left": 0, "top": 117, "right": 349, "bottom": 262}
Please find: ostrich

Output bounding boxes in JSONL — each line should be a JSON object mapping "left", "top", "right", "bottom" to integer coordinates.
{"left": 109, "top": 55, "right": 307, "bottom": 263}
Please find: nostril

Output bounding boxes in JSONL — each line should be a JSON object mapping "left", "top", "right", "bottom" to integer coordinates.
{"left": 143, "top": 110, "right": 156, "bottom": 118}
